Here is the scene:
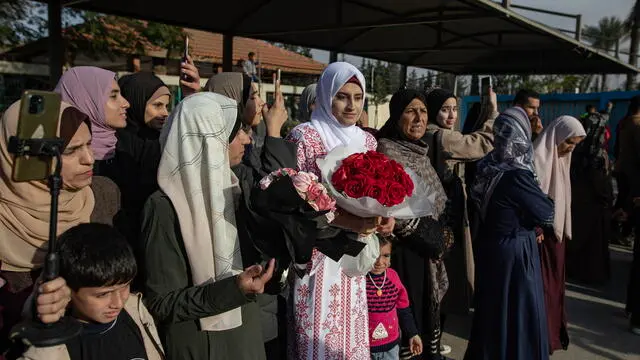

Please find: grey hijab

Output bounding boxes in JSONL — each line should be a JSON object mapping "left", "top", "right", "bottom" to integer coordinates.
{"left": 297, "top": 84, "right": 317, "bottom": 122}
{"left": 470, "top": 107, "right": 536, "bottom": 218}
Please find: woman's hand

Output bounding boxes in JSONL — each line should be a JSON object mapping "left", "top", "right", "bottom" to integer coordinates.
{"left": 377, "top": 217, "right": 395, "bottom": 236}
{"left": 409, "top": 335, "right": 423, "bottom": 356}
{"left": 488, "top": 88, "right": 498, "bottom": 114}
{"left": 236, "top": 259, "right": 275, "bottom": 295}
{"left": 34, "top": 277, "right": 71, "bottom": 324}
{"left": 262, "top": 73, "right": 288, "bottom": 137}
{"left": 332, "top": 210, "right": 380, "bottom": 235}
{"left": 180, "top": 54, "right": 201, "bottom": 97}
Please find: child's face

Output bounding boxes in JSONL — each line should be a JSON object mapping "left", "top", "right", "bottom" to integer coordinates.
{"left": 372, "top": 243, "right": 391, "bottom": 275}
{"left": 71, "top": 282, "right": 131, "bottom": 324}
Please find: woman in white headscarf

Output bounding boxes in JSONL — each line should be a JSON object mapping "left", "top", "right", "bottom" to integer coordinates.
{"left": 532, "top": 116, "right": 585, "bottom": 355}
{"left": 140, "top": 92, "right": 277, "bottom": 360}
{"left": 285, "top": 62, "right": 394, "bottom": 360}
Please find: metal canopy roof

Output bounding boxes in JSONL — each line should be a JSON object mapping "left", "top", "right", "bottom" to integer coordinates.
{"left": 61, "top": 0, "right": 639, "bottom": 75}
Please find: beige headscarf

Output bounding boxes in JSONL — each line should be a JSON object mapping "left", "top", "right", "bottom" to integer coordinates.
{"left": 158, "top": 92, "right": 243, "bottom": 331}
{"left": 0, "top": 101, "right": 95, "bottom": 271}
{"left": 533, "top": 115, "right": 586, "bottom": 242}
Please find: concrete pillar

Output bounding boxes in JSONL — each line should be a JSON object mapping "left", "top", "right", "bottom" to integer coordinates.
{"left": 48, "top": 0, "right": 63, "bottom": 86}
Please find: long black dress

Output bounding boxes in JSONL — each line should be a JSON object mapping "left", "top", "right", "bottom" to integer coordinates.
{"left": 464, "top": 169, "right": 554, "bottom": 360}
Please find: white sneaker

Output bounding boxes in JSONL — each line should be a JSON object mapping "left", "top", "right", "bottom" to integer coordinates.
{"left": 440, "top": 344, "right": 452, "bottom": 355}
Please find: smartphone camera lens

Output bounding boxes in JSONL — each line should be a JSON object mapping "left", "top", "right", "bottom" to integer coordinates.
{"left": 28, "top": 95, "right": 44, "bottom": 114}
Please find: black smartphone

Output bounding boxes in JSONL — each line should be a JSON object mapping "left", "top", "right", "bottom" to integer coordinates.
{"left": 479, "top": 76, "right": 492, "bottom": 97}
{"left": 12, "top": 91, "right": 62, "bottom": 182}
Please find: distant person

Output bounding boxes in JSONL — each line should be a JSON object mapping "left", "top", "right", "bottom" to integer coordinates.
{"left": 357, "top": 109, "right": 377, "bottom": 136}
{"left": 513, "top": 89, "right": 543, "bottom": 141}
{"left": 297, "top": 84, "right": 317, "bottom": 123}
{"left": 582, "top": 104, "right": 598, "bottom": 118}
{"left": 243, "top": 52, "right": 259, "bottom": 82}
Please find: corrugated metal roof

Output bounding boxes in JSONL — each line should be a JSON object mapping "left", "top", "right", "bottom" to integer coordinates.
{"left": 59, "top": 0, "right": 639, "bottom": 75}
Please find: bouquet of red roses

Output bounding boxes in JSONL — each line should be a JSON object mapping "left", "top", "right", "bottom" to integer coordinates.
{"left": 318, "top": 145, "right": 438, "bottom": 219}
{"left": 331, "top": 151, "right": 414, "bottom": 207}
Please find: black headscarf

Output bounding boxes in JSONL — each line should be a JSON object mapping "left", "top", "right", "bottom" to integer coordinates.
{"left": 377, "top": 89, "right": 426, "bottom": 142}
{"left": 118, "top": 72, "right": 169, "bottom": 141}
{"left": 426, "top": 88, "right": 456, "bottom": 129}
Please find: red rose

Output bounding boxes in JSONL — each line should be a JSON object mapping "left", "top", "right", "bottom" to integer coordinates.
{"left": 365, "top": 151, "right": 388, "bottom": 163}
{"left": 400, "top": 172, "right": 415, "bottom": 196}
{"left": 341, "top": 153, "right": 364, "bottom": 168}
{"left": 386, "top": 181, "right": 408, "bottom": 206}
{"left": 331, "top": 166, "right": 349, "bottom": 191}
{"left": 365, "top": 180, "right": 388, "bottom": 205}
{"left": 343, "top": 175, "right": 368, "bottom": 198}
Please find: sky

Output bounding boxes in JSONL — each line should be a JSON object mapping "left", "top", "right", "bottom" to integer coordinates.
{"left": 309, "top": 0, "right": 636, "bottom": 72}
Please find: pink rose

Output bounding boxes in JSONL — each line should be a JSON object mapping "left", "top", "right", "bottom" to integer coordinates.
{"left": 306, "top": 182, "right": 324, "bottom": 201}
{"left": 292, "top": 172, "right": 315, "bottom": 194}
{"left": 314, "top": 191, "right": 336, "bottom": 212}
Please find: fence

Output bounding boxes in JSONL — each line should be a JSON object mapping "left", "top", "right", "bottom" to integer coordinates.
{"left": 460, "top": 90, "right": 640, "bottom": 156}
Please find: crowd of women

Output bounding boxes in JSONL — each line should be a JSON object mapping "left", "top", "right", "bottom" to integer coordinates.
{"left": 0, "top": 58, "right": 638, "bottom": 360}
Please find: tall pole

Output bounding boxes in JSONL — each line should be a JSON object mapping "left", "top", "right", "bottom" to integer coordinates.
{"left": 223, "top": 34, "right": 233, "bottom": 72}
{"left": 48, "top": 0, "right": 63, "bottom": 86}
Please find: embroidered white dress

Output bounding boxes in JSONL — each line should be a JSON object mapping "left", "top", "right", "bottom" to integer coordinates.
{"left": 287, "top": 124, "right": 377, "bottom": 360}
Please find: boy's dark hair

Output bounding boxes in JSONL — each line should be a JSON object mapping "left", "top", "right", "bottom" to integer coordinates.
{"left": 248, "top": 52, "right": 255, "bottom": 57}
{"left": 513, "top": 89, "right": 540, "bottom": 106}
{"left": 586, "top": 104, "right": 597, "bottom": 113}
{"left": 378, "top": 236, "right": 392, "bottom": 247}
{"left": 58, "top": 223, "right": 137, "bottom": 291}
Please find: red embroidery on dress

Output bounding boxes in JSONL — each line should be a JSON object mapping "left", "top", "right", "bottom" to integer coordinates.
{"left": 312, "top": 257, "right": 325, "bottom": 360}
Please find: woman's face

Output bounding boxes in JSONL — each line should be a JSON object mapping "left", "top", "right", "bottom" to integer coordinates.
{"left": 104, "top": 80, "right": 130, "bottom": 129}
{"left": 436, "top": 97, "right": 458, "bottom": 129}
{"left": 228, "top": 129, "right": 251, "bottom": 166}
{"left": 243, "top": 83, "right": 265, "bottom": 127}
{"left": 144, "top": 94, "right": 170, "bottom": 131}
{"left": 61, "top": 122, "right": 94, "bottom": 190}
{"left": 399, "top": 98, "right": 428, "bottom": 141}
{"left": 557, "top": 135, "right": 584, "bottom": 157}
{"left": 332, "top": 82, "right": 363, "bottom": 126}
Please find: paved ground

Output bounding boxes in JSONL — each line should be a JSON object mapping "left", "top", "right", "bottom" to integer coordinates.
{"left": 441, "top": 245, "right": 640, "bottom": 360}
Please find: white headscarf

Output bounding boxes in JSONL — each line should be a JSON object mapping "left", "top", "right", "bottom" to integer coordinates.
{"left": 533, "top": 115, "right": 586, "bottom": 242}
{"left": 158, "top": 92, "right": 243, "bottom": 331}
{"left": 310, "top": 62, "right": 368, "bottom": 152}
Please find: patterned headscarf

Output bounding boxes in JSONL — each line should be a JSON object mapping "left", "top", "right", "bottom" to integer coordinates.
{"left": 471, "top": 107, "right": 536, "bottom": 218}
{"left": 573, "top": 112, "right": 609, "bottom": 171}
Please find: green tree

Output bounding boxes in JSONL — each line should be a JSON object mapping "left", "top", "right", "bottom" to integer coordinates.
{"left": 625, "top": 0, "right": 640, "bottom": 90}
{"left": 583, "top": 16, "right": 628, "bottom": 91}
{"left": 273, "top": 43, "right": 312, "bottom": 58}
{"left": 406, "top": 69, "right": 419, "bottom": 90}
{"left": 0, "top": 0, "right": 43, "bottom": 47}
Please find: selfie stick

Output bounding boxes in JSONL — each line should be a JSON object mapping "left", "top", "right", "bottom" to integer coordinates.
{"left": 8, "top": 136, "right": 82, "bottom": 347}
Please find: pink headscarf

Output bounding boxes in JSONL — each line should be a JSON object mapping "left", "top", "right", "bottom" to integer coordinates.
{"left": 533, "top": 116, "right": 586, "bottom": 242}
{"left": 55, "top": 67, "right": 117, "bottom": 160}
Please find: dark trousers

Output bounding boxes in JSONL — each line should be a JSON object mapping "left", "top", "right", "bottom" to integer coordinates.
{"left": 627, "top": 209, "right": 640, "bottom": 325}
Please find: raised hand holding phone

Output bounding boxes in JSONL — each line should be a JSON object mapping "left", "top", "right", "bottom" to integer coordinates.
{"left": 180, "top": 36, "right": 201, "bottom": 97}
{"left": 262, "top": 71, "right": 288, "bottom": 137}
